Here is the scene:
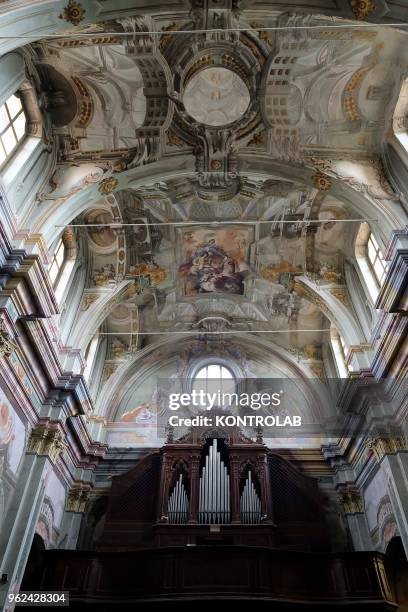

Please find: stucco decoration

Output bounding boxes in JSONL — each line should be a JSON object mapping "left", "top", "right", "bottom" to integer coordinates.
{"left": 59, "top": 0, "right": 85, "bottom": 26}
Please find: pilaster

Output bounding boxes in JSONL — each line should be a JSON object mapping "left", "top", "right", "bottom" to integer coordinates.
{"left": 338, "top": 489, "right": 372, "bottom": 551}
{"left": 58, "top": 482, "right": 92, "bottom": 550}
{"left": 0, "top": 425, "right": 66, "bottom": 610}
{"left": 365, "top": 435, "right": 408, "bottom": 556}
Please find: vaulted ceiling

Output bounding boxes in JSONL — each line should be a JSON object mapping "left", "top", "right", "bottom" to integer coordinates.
{"left": 12, "top": 0, "right": 408, "bottom": 433}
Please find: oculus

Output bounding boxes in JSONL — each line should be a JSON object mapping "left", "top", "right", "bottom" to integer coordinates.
{"left": 183, "top": 67, "right": 250, "bottom": 126}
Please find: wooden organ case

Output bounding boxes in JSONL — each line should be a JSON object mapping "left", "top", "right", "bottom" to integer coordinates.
{"left": 37, "top": 429, "right": 395, "bottom": 609}
{"left": 98, "top": 425, "right": 330, "bottom": 551}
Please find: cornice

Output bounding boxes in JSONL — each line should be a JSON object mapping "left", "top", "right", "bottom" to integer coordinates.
{"left": 1, "top": 253, "right": 58, "bottom": 318}
{"left": 376, "top": 229, "right": 408, "bottom": 313}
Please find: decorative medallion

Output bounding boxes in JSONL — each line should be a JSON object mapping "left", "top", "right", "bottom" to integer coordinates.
{"left": 349, "top": 0, "right": 375, "bottom": 20}
{"left": 312, "top": 172, "right": 332, "bottom": 192}
{"left": 59, "top": 0, "right": 85, "bottom": 26}
{"left": 99, "top": 177, "right": 118, "bottom": 194}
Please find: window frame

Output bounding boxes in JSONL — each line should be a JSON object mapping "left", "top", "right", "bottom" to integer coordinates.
{"left": 355, "top": 222, "right": 388, "bottom": 303}
{"left": 191, "top": 362, "right": 236, "bottom": 408}
{"left": 330, "top": 327, "right": 350, "bottom": 378}
{"left": 49, "top": 228, "right": 77, "bottom": 303}
{"left": 84, "top": 333, "right": 100, "bottom": 382}
{"left": 0, "top": 93, "right": 27, "bottom": 168}
{"left": 367, "top": 232, "right": 388, "bottom": 287}
{"left": 48, "top": 237, "right": 66, "bottom": 288}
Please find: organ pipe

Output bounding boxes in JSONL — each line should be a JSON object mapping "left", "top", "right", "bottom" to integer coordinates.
{"left": 198, "top": 439, "right": 230, "bottom": 524}
{"left": 168, "top": 473, "right": 188, "bottom": 524}
{"left": 240, "top": 470, "right": 262, "bottom": 524}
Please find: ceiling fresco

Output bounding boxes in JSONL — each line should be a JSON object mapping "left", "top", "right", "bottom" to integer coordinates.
{"left": 16, "top": 0, "right": 407, "bottom": 442}
{"left": 183, "top": 67, "right": 251, "bottom": 126}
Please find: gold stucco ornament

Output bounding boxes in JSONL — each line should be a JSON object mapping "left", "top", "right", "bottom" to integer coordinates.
{"left": 349, "top": 0, "right": 375, "bottom": 20}
{"left": 59, "top": 0, "right": 86, "bottom": 26}
{"left": 312, "top": 172, "right": 332, "bottom": 191}
{"left": 99, "top": 177, "right": 119, "bottom": 194}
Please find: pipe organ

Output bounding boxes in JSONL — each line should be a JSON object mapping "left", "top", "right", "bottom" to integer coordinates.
{"left": 168, "top": 474, "right": 189, "bottom": 524}
{"left": 198, "top": 439, "right": 230, "bottom": 524}
{"left": 99, "top": 423, "right": 330, "bottom": 551}
{"left": 240, "top": 470, "right": 261, "bottom": 524}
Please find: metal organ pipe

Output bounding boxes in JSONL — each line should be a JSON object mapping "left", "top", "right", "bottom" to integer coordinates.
{"left": 168, "top": 473, "right": 188, "bottom": 524}
{"left": 240, "top": 470, "right": 262, "bottom": 524}
{"left": 198, "top": 439, "right": 230, "bottom": 524}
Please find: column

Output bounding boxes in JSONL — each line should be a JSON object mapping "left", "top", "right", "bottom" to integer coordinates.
{"left": 0, "top": 424, "right": 66, "bottom": 611}
{"left": 338, "top": 489, "right": 372, "bottom": 551}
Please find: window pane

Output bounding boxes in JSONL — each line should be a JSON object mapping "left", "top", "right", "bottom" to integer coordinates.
{"left": 1, "top": 126, "right": 17, "bottom": 154}
{"left": 13, "top": 112, "right": 26, "bottom": 140}
{"left": 195, "top": 367, "right": 208, "bottom": 379}
{"left": 193, "top": 364, "right": 235, "bottom": 403}
{"left": 207, "top": 364, "right": 220, "bottom": 378}
{"left": 220, "top": 366, "right": 233, "bottom": 379}
{"left": 369, "top": 232, "right": 379, "bottom": 251}
{"left": 0, "top": 143, "right": 6, "bottom": 165}
{"left": 0, "top": 105, "right": 9, "bottom": 132}
{"left": 374, "top": 259, "right": 384, "bottom": 283}
{"left": 367, "top": 239, "right": 377, "bottom": 264}
{"left": 6, "top": 95, "right": 22, "bottom": 119}
{"left": 55, "top": 241, "right": 65, "bottom": 266}
{"left": 49, "top": 261, "right": 59, "bottom": 284}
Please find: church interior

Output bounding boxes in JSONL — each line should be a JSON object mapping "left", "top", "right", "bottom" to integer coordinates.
{"left": 0, "top": 0, "right": 408, "bottom": 609}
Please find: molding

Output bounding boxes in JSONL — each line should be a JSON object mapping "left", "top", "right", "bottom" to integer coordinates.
{"left": 376, "top": 227, "right": 408, "bottom": 313}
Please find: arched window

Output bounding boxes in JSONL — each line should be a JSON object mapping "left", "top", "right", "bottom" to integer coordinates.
{"left": 355, "top": 222, "right": 388, "bottom": 302}
{"left": 48, "top": 228, "right": 77, "bottom": 303}
{"left": 84, "top": 333, "right": 100, "bottom": 382}
{"left": 0, "top": 93, "right": 26, "bottom": 166}
{"left": 330, "top": 327, "right": 350, "bottom": 378}
{"left": 49, "top": 237, "right": 65, "bottom": 286}
{"left": 367, "top": 231, "right": 388, "bottom": 286}
{"left": 192, "top": 363, "right": 236, "bottom": 408}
